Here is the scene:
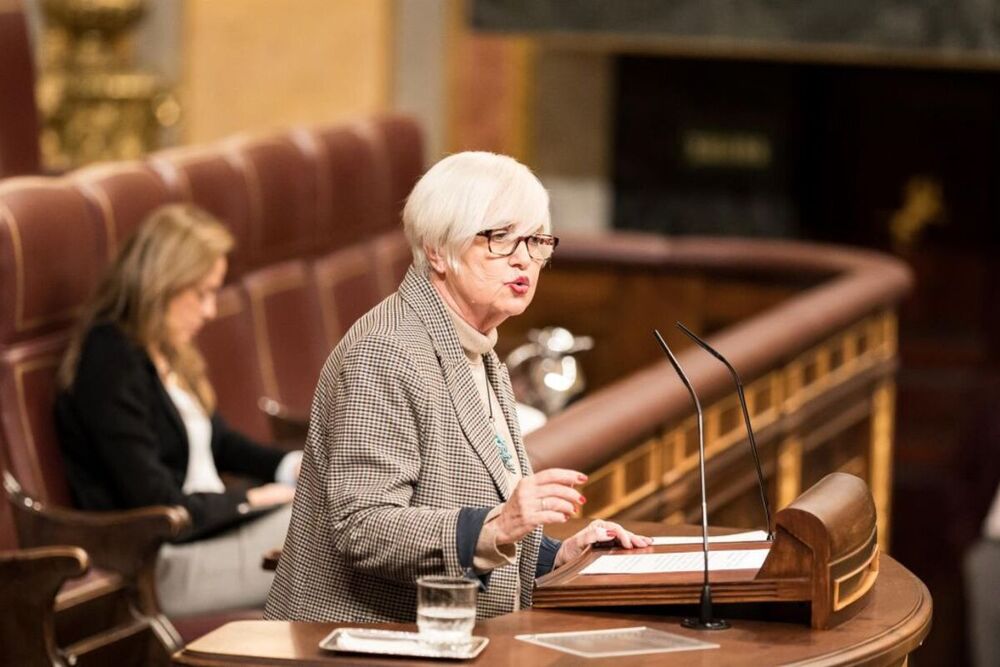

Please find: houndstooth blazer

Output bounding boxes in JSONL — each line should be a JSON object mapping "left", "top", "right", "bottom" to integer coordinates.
{"left": 264, "top": 266, "right": 543, "bottom": 622}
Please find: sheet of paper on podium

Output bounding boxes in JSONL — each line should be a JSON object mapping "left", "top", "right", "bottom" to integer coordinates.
{"left": 649, "top": 529, "right": 769, "bottom": 546}
{"left": 580, "top": 548, "right": 770, "bottom": 575}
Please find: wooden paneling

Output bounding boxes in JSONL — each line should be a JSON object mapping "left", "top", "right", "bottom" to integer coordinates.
{"left": 181, "top": 0, "right": 393, "bottom": 144}
{"left": 499, "top": 267, "right": 800, "bottom": 391}
{"left": 509, "top": 263, "right": 899, "bottom": 548}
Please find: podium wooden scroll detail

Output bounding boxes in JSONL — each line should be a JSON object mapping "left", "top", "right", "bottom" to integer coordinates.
{"left": 533, "top": 472, "right": 880, "bottom": 629}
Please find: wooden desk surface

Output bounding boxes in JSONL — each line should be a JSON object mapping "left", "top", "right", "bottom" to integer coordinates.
{"left": 173, "top": 555, "right": 931, "bottom": 666}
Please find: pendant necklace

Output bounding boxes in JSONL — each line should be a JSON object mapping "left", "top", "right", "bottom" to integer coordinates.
{"left": 484, "top": 362, "right": 517, "bottom": 473}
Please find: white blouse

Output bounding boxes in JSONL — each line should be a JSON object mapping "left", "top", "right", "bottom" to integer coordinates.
{"left": 164, "top": 374, "right": 226, "bottom": 494}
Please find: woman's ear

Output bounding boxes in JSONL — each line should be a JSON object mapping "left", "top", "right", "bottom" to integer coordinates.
{"left": 424, "top": 246, "right": 447, "bottom": 274}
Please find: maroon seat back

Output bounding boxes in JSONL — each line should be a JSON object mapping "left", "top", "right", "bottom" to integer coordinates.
{"left": 372, "top": 230, "right": 412, "bottom": 296}
{"left": 307, "top": 123, "right": 393, "bottom": 250}
{"left": 310, "top": 230, "right": 411, "bottom": 346}
{"left": 231, "top": 134, "right": 321, "bottom": 269}
{"left": 0, "top": 181, "right": 109, "bottom": 346}
{"left": 0, "top": 116, "right": 425, "bottom": 553}
{"left": 371, "top": 114, "right": 424, "bottom": 227}
{"left": 196, "top": 285, "right": 272, "bottom": 443}
{"left": 73, "top": 162, "right": 176, "bottom": 253}
{"left": 0, "top": 0, "right": 40, "bottom": 178}
{"left": 149, "top": 147, "right": 255, "bottom": 281}
{"left": 312, "top": 242, "right": 383, "bottom": 347}
{"left": 241, "top": 261, "right": 328, "bottom": 417}
{"left": 0, "top": 179, "right": 112, "bottom": 548}
{"left": 0, "top": 333, "right": 72, "bottom": 506}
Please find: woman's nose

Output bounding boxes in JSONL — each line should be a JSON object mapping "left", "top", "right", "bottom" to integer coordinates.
{"left": 508, "top": 239, "right": 531, "bottom": 267}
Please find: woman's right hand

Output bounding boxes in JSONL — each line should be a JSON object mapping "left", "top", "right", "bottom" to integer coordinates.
{"left": 494, "top": 468, "right": 588, "bottom": 545}
{"left": 246, "top": 483, "right": 295, "bottom": 507}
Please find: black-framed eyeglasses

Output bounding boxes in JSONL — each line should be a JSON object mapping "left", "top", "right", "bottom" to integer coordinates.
{"left": 476, "top": 229, "right": 559, "bottom": 261}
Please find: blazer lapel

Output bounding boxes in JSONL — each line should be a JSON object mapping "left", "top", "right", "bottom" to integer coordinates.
{"left": 485, "top": 353, "right": 533, "bottom": 477}
{"left": 441, "top": 357, "right": 514, "bottom": 500}
{"left": 144, "top": 356, "right": 187, "bottom": 444}
{"left": 399, "top": 267, "right": 513, "bottom": 500}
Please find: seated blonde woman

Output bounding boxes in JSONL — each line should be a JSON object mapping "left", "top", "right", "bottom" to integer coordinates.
{"left": 55, "top": 204, "right": 301, "bottom": 617}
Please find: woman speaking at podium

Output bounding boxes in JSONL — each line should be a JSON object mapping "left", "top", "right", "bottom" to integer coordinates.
{"left": 267, "top": 152, "right": 649, "bottom": 622}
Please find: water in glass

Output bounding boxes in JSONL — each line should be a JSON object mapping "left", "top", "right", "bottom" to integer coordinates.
{"left": 416, "top": 576, "right": 477, "bottom": 648}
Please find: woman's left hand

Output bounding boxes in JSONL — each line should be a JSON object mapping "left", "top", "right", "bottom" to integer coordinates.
{"left": 554, "top": 519, "right": 653, "bottom": 568}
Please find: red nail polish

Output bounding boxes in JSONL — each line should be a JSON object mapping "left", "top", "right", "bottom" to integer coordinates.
{"left": 579, "top": 496, "right": 586, "bottom": 504}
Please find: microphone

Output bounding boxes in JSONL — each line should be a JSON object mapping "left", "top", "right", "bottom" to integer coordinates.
{"left": 653, "top": 329, "right": 730, "bottom": 631}
{"left": 675, "top": 322, "right": 774, "bottom": 540}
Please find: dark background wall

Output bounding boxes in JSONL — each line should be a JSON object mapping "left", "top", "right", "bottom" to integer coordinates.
{"left": 475, "top": 3, "right": 1000, "bottom": 665}
{"left": 472, "top": 0, "right": 1000, "bottom": 53}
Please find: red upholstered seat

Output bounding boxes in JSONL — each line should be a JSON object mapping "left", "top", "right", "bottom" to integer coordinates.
{"left": 370, "top": 114, "right": 425, "bottom": 226}
{"left": 73, "top": 162, "right": 176, "bottom": 253}
{"left": 0, "top": 180, "right": 101, "bottom": 547}
{"left": 242, "top": 260, "right": 328, "bottom": 418}
{"left": 0, "top": 116, "right": 425, "bottom": 660}
{"left": 312, "top": 241, "right": 383, "bottom": 347}
{"left": 149, "top": 147, "right": 255, "bottom": 280}
{"left": 0, "top": 179, "right": 110, "bottom": 550}
{"left": 372, "top": 229, "right": 412, "bottom": 296}
{"left": 0, "top": 179, "right": 111, "bottom": 507}
{"left": 0, "top": 333, "right": 74, "bottom": 508}
{"left": 197, "top": 285, "right": 272, "bottom": 444}
{"left": 229, "top": 134, "right": 321, "bottom": 268}
{"left": 0, "top": 179, "right": 111, "bottom": 346}
{"left": 306, "top": 122, "right": 394, "bottom": 249}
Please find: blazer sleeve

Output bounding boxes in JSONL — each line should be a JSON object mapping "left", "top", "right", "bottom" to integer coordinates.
{"left": 535, "top": 535, "right": 561, "bottom": 578}
{"left": 69, "top": 326, "right": 248, "bottom": 536}
{"left": 324, "top": 334, "right": 468, "bottom": 583}
{"left": 211, "top": 414, "right": 285, "bottom": 482}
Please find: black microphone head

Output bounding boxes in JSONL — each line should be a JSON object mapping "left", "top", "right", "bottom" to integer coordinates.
{"left": 676, "top": 321, "right": 731, "bottom": 369}
{"left": 652, "top": 329, "right": 701, "bottom": 414}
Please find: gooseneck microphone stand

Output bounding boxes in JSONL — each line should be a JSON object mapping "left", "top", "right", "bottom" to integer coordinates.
{"left": 676, "top": 322, "right": 774, "bottom": 540}
{"left": 653, "top": 330, "right": 730, "bottom": 631}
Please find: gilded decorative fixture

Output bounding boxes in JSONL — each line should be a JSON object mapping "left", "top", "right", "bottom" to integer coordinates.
{"left": 37, "top": 0, "right": 179, "bottom": 170}
{"left": 889, "top": 175, "right": 945, "bottom": 250}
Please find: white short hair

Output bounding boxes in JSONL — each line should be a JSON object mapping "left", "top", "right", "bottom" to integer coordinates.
{"left": 403, "top": 151, "right": 551, "bottom": 272}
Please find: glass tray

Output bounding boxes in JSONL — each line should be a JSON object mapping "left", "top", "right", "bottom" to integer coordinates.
{"left": 516, "top": 626, "right": 718, "bottom": 658}
{"left": 319, "top": 628, "right": 489, "bottom": 660}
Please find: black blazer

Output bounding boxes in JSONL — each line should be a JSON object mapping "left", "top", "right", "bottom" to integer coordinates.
{"left": 55, "top": 322, "right": 285, "bottom": 539}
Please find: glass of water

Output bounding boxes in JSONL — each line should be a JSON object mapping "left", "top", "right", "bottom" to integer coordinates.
{"left": 416, "top": 575, "right": 477, "bottom": 648}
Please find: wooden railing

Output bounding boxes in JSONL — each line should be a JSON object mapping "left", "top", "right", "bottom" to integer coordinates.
{"left": 509, "top": 233, "right": 912, "bottom": 548}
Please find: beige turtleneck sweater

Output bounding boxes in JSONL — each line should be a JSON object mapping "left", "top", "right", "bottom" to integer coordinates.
{"left": 445, "top": 308, "right": 522, "bottom": 578}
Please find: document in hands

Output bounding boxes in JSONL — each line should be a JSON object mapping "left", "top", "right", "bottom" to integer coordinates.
{"left": 580, "top": 548, "right": 770, "bottom": 575}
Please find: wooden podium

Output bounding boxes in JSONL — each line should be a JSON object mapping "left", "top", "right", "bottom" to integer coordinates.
{"left": 534, "top": 473, "right": 880, "bottom": 629}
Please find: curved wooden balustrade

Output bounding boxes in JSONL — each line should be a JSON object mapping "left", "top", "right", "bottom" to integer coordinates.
{"left": 513, "top": 233, "right": 912, "bottom": 546}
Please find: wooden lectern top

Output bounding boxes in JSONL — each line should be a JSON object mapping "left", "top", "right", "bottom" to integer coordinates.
{"left": 534, "top": 473, "right": 881, "bottom": 629}
{"left": 172, "top": 556, "right": 930, "bottom": 666}
{"left": 174, "top": 475, "right": 928, "bottom": 666}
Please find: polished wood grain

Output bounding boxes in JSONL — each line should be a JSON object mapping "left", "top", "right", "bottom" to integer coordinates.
{"left": 0, "top": 545, "right": 88, "bottom": 667}
{"left": 173, "top": 556, "right": 930, "bottom": 666}
{"left": 535, "top": 474, "right": 880, "bottom": 630}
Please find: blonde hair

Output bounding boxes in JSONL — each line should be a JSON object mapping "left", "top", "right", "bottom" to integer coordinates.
{"left": 59, "top": 204, "right": 234, "bottom": 411}
{"left": 403, "top": 151, "right": 551, "bottom": 272}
